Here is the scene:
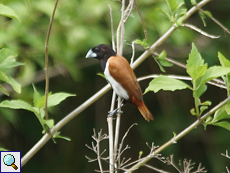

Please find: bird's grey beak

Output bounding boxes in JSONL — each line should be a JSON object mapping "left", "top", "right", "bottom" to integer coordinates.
{"left": 86, "top": 49, "right": 97, "bottom": 58}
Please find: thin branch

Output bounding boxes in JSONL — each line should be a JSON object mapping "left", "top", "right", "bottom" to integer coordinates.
{"left": 144, "top": 164, "right": 170, "bottom": 173}
{"left": 182, "top": 23, "right": 220, "bottom": 39}
{"left": 86, "top": 129, "right": 108, "bottom": 173}
{"left": 44, "top": 0, "right": 59, "bottom": 120}
{"left": 117, "top": 124, "right": 137, "bottom": 162}
{"left": 108, "top": 5, "right": 116, "bottom": 50}
{"left": 107, "top": 116, "right": 114, "bottom": 173}
{"left": 221, "top": 150, "right": 230, "bottom": 159}
{"left": 125, "top": 95, "right": 230, "bottom": 172}
{"left": 134, "top": 0, "right": 148, "bottom": 41}
{"left": 198, "top": 8, "right": 230, "bottom": 35}
{"left": 119, "top": 0, "right": 125, "bottom": 55}
{"left": 130, "top": 42, "right": 135, "bottom": 66}
{"left": 113, "top": 97, "right": 121, "bottom": 172}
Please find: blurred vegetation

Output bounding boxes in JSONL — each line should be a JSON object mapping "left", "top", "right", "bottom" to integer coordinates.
{"left": 0, "top": 0, "right": 230, "bottom": 172}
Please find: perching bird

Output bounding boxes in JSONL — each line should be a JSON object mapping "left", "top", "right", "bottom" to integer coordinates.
{"left": 86, "top": 44, "right": 153, "bottom": 122}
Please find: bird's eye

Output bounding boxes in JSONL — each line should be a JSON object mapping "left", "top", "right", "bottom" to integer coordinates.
{"left": 94, "top": 47, "right": 100, "bottom": 52}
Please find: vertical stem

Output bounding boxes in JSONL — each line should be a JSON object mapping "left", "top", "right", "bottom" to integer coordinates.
{"left": 44, "top": 0, "right": 59, "bottom": 120}
{"left": 114, "top": 97, "right": 121, "bottom": 172}
{"left": 109, "top": 5, "right": 116, "bottom": 50}
{"left": 108, "top": 116, "right": 114, "bottom": 173}
{"left": 134, "top": 0, "right": 148, "bottom": 41}
{"left": 119, "top": 0, "right": 125, "bottom": 55}
{"left": 108, "top": 91, "right": 116, "bottom": 173}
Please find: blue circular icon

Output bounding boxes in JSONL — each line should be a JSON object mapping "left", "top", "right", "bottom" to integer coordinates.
{"left": 3, "top": 154, "right": 15, "bottom": 165}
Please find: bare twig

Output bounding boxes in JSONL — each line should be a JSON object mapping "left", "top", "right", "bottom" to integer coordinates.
{"left": 109, "top": 5, "right": 116, "bottom": 50}
{"left": 116, "top": 124, "right": 137, "bottom": 163}
{"left": 107, "top": 116, "right": 114, "bottom": 173}
{"left": 221, "top": 150, "right": 230, "bottom": 173}
{"left": 144, "top": 164, "right": 170, "bottom": 173}
{"left": 44, "top": 0, "right": 59, "bottom": 120}
{"left": 130, "top": 42, "right": 135, "bottom": 66}
{"left": 134, "top": 0, "right": 148, "bottom": 41}
{"left": 221, "top": 150, "right": 230, "bottom": 159}
{"left": 85, "top": 129, "right": 109, "bottom": 173}
{"left": 198, "top": 8, "right": 230, "bottom": 35}
{"left": 119, "top": 0, "right": 126, "bottom": 55}
{"left": 182, "top": 23, "right": 220, "bottom": 39}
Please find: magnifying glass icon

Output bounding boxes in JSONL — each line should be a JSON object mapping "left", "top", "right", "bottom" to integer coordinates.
{"left": 3, "top": 154, "right": 18, "bottom": 170}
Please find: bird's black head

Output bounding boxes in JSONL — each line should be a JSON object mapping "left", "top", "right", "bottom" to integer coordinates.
{"left": 86, "top": 44, "right": 116, "bottom": 71}
{"left": 86, "top": 44, "right": 116, "bottom": 61}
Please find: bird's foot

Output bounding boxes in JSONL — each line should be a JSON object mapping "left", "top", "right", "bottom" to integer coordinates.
{"left": 108, "top": 108, "right": 123, "bottom": 118}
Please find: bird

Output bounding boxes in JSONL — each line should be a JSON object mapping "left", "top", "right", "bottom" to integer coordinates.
{"left": 86, "top": 44, "right": 153, "bottom": 122}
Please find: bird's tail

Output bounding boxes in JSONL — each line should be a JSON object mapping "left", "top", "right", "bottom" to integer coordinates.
{"left": 138, "top": 102, "right": 154, "bottom": 122}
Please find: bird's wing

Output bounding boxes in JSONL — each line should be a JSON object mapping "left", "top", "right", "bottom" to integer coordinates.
{"left": 107, "top": 55, "right": 143, "bottom": 101}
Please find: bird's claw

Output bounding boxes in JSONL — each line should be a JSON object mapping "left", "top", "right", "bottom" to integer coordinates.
{"left": 107, "top": 109, "right": 123, "bottom": 118}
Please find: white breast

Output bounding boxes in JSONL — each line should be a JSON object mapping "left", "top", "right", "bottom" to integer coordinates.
{"left": 104, "top": 62, "right": 129, "bottom": 100}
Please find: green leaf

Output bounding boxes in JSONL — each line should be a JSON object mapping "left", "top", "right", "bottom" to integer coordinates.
{"left": 55, "top": 135, "right": 71, "bottom": 141}
{"left": 36, "top": 95, "right": 46, "bottom": 109}
{"left": 0, "top": 48, "right": 23, "bottom": 71}
{"left": 45, "top": 119, "right": 54, "bottom": 129}
{"left": 175, "top": 0, "right": 185, "bottom": 10}
{"left": 0, "top": 4, "right": 20, "bottom": 21}
{"left": 155, "top": 59, "right": 166, "bottom": 72}
{"left": 0, "top": 148, "right": 8, "bottom": 151}
{"left": 165, "top": 0, "right": 178, "bottom": 12}
{"left": 205, "top": 116, "right": 213, "bottom": 123}
{"left": 186, "top": 43, "right": 207, "bottom": 80}
{"left": 213, "top": 106, "right": 230, "bottom": 123}
{"left": 213, "top": 121, "right": 230, "bottom": 131}
{"left": 144, "top": 75, "right": 190, "bottom": 94}
{"left": 199, "top": 11, "right": 207, "bottom": 27}
{"left": 191, "top": 0, "right": 197, "bottom": 5}
{"left": 202, "top": 100, "right": 212, "bottom": 106}
{"left": 33, "top": 84, "right": 42, "bottom": 107}
{"left": 201, "top": 66, "right": 230, "bottom": 85}
{"left": 200, "top": 106, "right": 208, "bottom": 115}
{"left": 159, "top": 59, "right": 173, "bottom": 67}
{"left": 196, "top": 84, "right": 207, "bottom": 97}
{"left": 0, "top": 71, "right": 21, "bottom": 94}
{"left": 0, "top": 48, "right": 17, "bottom": 65}
{"left": 0, "top": 100, "right": 34, "bottom": 112}
{"left": 0, "top": 84, "right": 9, "bottom": 96}
{"left": 155, "top": 8, "right": 171, "bottom": 21}
{"left": 218, "top": 52, "right": 230, "bottom": 67}
{"left": 48, "top": 92, "right": 76, "bottom": 108}
{"left": 172, "top": 132, "right": 177, "bottom": 137}
{"left": 225, "top": 102, "right": 230, "bottom": 115}
{"left": 36, "top": 92, "right": 52, "bottom": 109}
{"left": 133, "top": 39, "right": 149, "bottom": 49}
{"left": 157, "top": 50, "right": 173, "bottom": 67}
{"left": 7, "top": 76, "right": 21, "bottom": 94}
{"left": 157, "top": 50, "right": 167, "bottom": 60}
{"left": 190, "top": 108, "right": 196, "bottom": 116}
{"left": 97, "top": 73, "right": 106, "bottom": 79}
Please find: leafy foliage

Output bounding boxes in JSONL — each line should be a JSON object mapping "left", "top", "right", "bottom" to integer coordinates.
{"left": 145, "top": 43, "right": 230, "bottom": 128}
{"left": 0, "top": 48, "right": 23, "bottom": 95}
{"left": 0, "top": 85, "right": 75, "bottom": 136}
{"left": 0, "top": 3, "right": 20, "bottom": 21}
{"left": 144, "top": 75, "right": 190, "bottom": 93}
